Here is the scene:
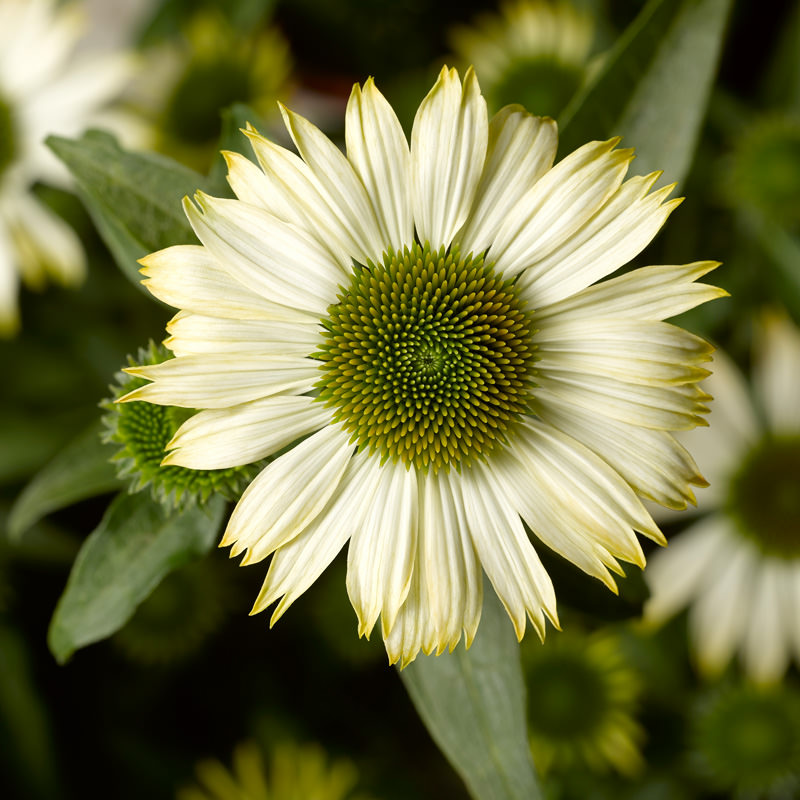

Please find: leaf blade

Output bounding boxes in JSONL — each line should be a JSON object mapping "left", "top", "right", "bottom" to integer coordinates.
{"left": 47, "top": 492, "right": 226, "bottom": 664}
{"left": 399, "top": 588, "right": 541, "bottom": 800}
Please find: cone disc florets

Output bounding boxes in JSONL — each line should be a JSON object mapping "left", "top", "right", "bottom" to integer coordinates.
{"left": 314, "top": 242, "right": 537, "bottom": 472}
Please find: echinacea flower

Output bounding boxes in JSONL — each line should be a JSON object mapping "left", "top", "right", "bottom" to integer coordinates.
{"left": 522, "top": 629, "right": 644, "bottom": 776}
{"left": 126, "top": 66, "right": 722, "bottom": 666}
{"left": 645, "top": 313, "right": 800, "bottom": 684}
{"left": 448, "top": 0, "right": 594, "bottom": 116}
{"left": 0, "top": 0, "right": 139, "bottom": 335}
{"left": 690, "top": 682, "right": 800, "bottom": 799}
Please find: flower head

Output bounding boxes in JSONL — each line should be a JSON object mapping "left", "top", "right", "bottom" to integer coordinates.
{"left": 128, "top": 66, "right": 722, "bottom": 666}
{"left": 0, "top": 0, "right": 140, "bottom": 335}
{"left": 645, "top": 312, "right": 800, "bottom": 683}
{"left": 448, "top": 0, "right": 594, "bottom": 116}
{"left": 522, "top": 629, "right": 644, "bottom": 776}
{"left": 104, "top": 342, "right": 258, "bottom": 508}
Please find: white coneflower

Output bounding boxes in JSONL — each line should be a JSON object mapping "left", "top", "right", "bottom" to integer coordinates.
{"left": 0, "top": 0, "right": 139, "bottom": 335}
{"left": 448, "top": 0, "right": 594, "bottom": 116}
{"left": 126, "top": 66, "right": 722, "bottom": 666}
{"left": 645, "top": 313, "right": 800, "bottom": 684}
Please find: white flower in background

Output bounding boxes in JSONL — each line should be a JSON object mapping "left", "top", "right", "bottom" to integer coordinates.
{"left": 645, "top": 313, "right": 800, "bottom": 684}
{"left": 0, "top": 0, "right": 139, "bottom": 336}
{"left": 126, "top": 67, "right": 722, "bottom": 666}
{"left": 448, "top": 0, "right": 594, "bottom": 116}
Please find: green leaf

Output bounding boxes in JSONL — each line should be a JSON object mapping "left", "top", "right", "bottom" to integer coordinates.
{"left": 559, "top": 0, "right": 733, "bottom": 187}
{"left": 47, "top": 130, "right": 209, "bottom": 291}
{"left": 8, "top": 420, "right": 121, "bottom": 541}
{"left": 48, "top": 492, "right": 226, "bottom": 664}
{"left": 761, "top": 1, "right": 800, "bottom": 113}
{"left": 399, "top": 587, "right": 542, "bottom": 800}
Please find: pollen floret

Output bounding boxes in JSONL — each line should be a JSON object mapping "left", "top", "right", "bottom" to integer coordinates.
{"left": 315, "top": 242, "right": 536, "bottom": 472}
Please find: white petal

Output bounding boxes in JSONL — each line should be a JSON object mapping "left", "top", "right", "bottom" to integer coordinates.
{"left": 164, "top": 311, "right": 319, "bottom": 357}
{"left": 185, "top": 194, "right": 341, "bottom": 316}
{"left": 7, "top": 193, "right": 85, "bottom": 288}
{"left": 742, "top": 559, "right": 791, "bottom": 684}
{"left": 164, "top": 395, "right": 331, "bottom": 469}
{"left": 788, "top": 565, "right": 800, "bottom": 665}
{"left": 518, "top": 175, "right": 681, "bottom": 306}
{"left": 121, "top": 354, "right": 317, "bottom": 408}
{"left": 675, "top": 351, "right": 760, "bottom": 491}
{"left": 533, "top": 388, "right": 705, "bottom": 510}
{"left": 458, "top": 106, "right": 557, "bottom": 256}
{"left": 689, "top": 534, "right": 755, "bottom": 676}
{"left": 421, "top": 469, "right": 483, "bottom": 651}
{"left": 643, "top": 515, "right": 730, "bottom": 623}
{"left": 410, "top": 66, "right": 488, "bottom": 249}
{"left": 221, "top": 424, "right": 354, "bottom": 563}
{"left": 232, "top": 135, "right": 353, "bottom": 270}
{"left": 346, "top": 78, "right": 413, "bottom": 251}
{"left": 535, "top": 318, "right": 713, "bottom": 387}
{"left": 280, "top": 104, "right": 386, "bottom": 263}
{"left": 251, "top": 448, "right": 380, "bottom": 621}
{"left": 459, "top": 461, "right": 557, "bottom": 640}
{"left": 534, "top": 261, "right": 726, "bottom": 324}
{"left": 139, "top": 245, "right": 310, "bottom": 322}
{"left": 535, "top": 370, "right": 711, "bottom": 432}
{"left": 487, "top": 138, "right": 632, "bottom": 280}
{"left": 753, "top": 312, "right": 800, "bottom": 435}
{"left": 346, "top": 462, "right": 418, "bottom": 638}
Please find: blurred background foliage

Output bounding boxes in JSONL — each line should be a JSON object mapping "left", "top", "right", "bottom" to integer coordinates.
{"left": 2, "top": 0, "right": 800, "bottom": 798}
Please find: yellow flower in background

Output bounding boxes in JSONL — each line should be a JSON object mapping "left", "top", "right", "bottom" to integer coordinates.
{"left": 127, "top": 66, "right": 722, "bottom": 666}
{"left": 0, "top": 0, "right": 140, "bottom": 336}
{"left": 139, "top": 10, "right": 292, "bottom": 171}
{"left": 178, "top": 740, "right": 373, "bottom": 800}
{"left": 448, "top": 0, "right": 594, "bottom": 116}
{"left": 522, "top": 629, "right": 644, "bottom": 776}
{"left": 645, "top": 313, "right": 800, "bottom": 684}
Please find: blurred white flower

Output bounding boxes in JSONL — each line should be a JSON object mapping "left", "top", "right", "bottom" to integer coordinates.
{"left": 645, "top": 312, "right": 800, "bottom": 684}
{"left": 0, "top": 0, "right": 140, "bottom": 335}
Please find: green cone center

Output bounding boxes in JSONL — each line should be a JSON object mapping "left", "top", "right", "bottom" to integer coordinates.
{"left": 727, "top": 437, "right": 800, "bottom": 558}
{"left": 0, "top": 95, "right": 17, "bottom": 181}
{"left": 314, "top": 243, "right": 537, "bottom": 472}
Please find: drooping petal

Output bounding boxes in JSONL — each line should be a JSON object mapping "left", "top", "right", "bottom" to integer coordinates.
{"left": 410, "top": 66, "right": 488, "bottom": 249}
{"left": 252, "top": 448, "right": 380, "bottom": 622}
{"left": 345, "top": 77, "right": 413, "bottom": 251}
{"left": 120, "top": 354, "right": 317, "bottom": 408}
{"left": 346, "top": 462, "right": 418, "bottom": 639}
{"left": 220, "top": 424, "right": 354, "bottom": 563}
{"left": 457, "top": 105, "right": 557, "bottom": 256}
{"left": 533, "top": 389, "right": 705, "bottom": 509}
{"left": 163, "top": 395, "right": 331, "bottom": 469}
{"left": 139, "top": 245, "right": 309, "bottom": 322}
{"left": 459, "top": 461, "right": 557, "bottom": 640}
